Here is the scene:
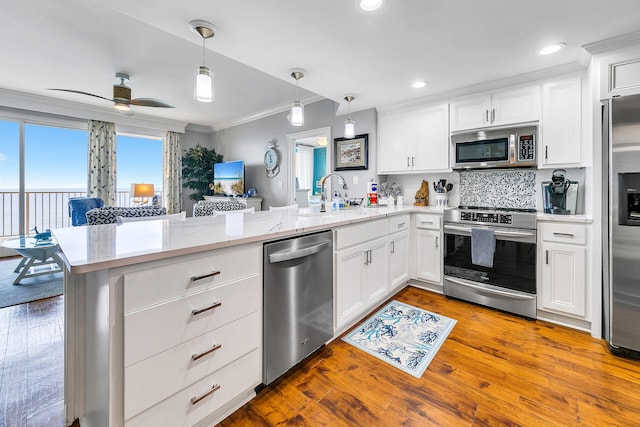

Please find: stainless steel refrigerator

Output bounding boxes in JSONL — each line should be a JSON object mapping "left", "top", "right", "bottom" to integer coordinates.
{"left": 603, "top": 93, "right": 640, "bottom": 357}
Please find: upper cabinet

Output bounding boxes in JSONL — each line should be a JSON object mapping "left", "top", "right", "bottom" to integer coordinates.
{"left": 540, "top": 75, "right": 582, "bottom": 167}
{"left": 450, "top": 84, "right": 541, "bottom": 131}
{"left": 378, "top": 103, "right": 449, "bottom": 174}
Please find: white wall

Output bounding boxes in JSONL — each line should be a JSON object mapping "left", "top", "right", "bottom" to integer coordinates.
{"left": 212, "top": 99, "right": 378, "bottom": 209}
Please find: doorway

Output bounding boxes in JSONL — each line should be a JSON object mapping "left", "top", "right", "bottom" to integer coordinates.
{"left": 286, "top": 127, "right": 332, "bottom": 206}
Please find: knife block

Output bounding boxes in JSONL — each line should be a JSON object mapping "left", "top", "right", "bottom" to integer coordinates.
{"left": 413, "top": 180, "right": 429, "bottom": 206}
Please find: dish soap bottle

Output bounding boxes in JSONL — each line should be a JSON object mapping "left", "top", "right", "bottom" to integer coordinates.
{"left": 367, "top": 178, "right": 378, "bottom": 207}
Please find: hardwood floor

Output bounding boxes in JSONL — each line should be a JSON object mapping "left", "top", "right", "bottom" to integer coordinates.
{"left": 222, "top": 285, "right": 640, "bottom": 426}
{"left": 3, "top": 286, "right": 640, "bottom": 426}
{"left": 0, "top": 296, "right": 65, "bottom": 427}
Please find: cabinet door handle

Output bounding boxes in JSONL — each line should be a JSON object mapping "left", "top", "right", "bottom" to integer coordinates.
{"left": 545, "top": 146, "right": 549, "bottom": 160}
{"left": 491, "top": 108, "right": 495, "bottom": 122}
{"left": 397, "top": 222, "right": 406, "bottom": 228}
{"left": 407, "top": 157, "right": 410, "bottom": 167}
{"left": 191, "top": 271, "right": 221, "bottom": 282}
{"left": 485, "top": 110, "right": 489, "bottom": 122}
{"left": 368, "top": 249, "right": 372, "bottom": 264}
{"left": 435, "top": 236, "right": 439, "bottom": 249}
{"left": 545, "top": 250, "right": 549, "bottom": 265}
{"left": 192, "top": 343, "right": 222, "bottom": 361}
{"left": 553, "top": 232, "right": 575, "bottom": 238}
{"left": 391, "top": 241, "right": 395, "bottom": 254}
{"left": 364, "top": 250, "right": 369, "bottom": 265}
{"left": 191, "top": 384, "right": 221, "bottom": 405}
{"left": 191, "top": 301, "right": 222, "bottom": 316}
{"left": 411, "top": 156, "right": 415, "bottom": 166}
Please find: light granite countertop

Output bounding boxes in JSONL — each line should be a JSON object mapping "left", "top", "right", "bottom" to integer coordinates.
{"left": 53, "top": 205, "right": 446, "bottom": 274}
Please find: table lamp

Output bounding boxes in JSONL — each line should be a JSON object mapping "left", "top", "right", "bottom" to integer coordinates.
{"left": 130, "top": 183, "right": 155, "bottom": 205}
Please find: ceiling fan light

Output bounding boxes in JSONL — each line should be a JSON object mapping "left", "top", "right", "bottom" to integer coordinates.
{"left": 196, "top": 66, "right": 213, "bottom": 103}
{"left": 290, "top": 101, "right": 304, "bottom": 126}
{"left": 114, "top": 102, "right": 131, "bottom": 112}
{"left": 345, "top": 118, "right": 355, "bottom": 139}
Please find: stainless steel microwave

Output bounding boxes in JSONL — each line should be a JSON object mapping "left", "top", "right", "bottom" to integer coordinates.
{"left": 451, "top": 125, "right": 537, "bottom": 169}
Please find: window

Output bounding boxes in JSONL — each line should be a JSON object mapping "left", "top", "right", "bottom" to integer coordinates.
{"left": 116, "top": 134, "right": 162, "bottom": 206}
{"left": 0, "top": 120, "right": 88, "bottom": 237}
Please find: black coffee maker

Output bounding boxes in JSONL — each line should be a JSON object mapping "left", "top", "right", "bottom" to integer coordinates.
{"left": 541, "top": 169, "right": 578, "bottom": 214}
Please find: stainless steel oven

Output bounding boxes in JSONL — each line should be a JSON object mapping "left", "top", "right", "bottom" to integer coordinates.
{"left": 443, "top": 208, "right": 537, "bottom": 318}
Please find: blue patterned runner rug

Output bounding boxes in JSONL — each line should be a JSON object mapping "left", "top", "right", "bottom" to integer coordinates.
{"left": 342, "top": 300, "right": 457, "bottom": 378}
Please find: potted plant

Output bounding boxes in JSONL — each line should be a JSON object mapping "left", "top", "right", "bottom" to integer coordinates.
{"left": 182, "top": 145, "right": 223, "bottom": 201}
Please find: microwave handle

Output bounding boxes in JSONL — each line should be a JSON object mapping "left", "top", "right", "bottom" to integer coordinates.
{"left": 509, "top": 134, "right": 516, "bottom": 163}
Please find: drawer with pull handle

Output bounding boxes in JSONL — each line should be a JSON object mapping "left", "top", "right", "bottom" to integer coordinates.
{"left": 123, "top": 243, "right": 261, "bottom": 314}
{"left": 124, "top": 275, "right": 260, "bottom": 367}
{"left": 389, "top": 214, "right": 410, "bottom": 233}
{"left": 124, "top": 349, "right": 260, "bottom": 427}
{"left": 124, "top": 311, "right": 259, "bottom": 420}
{"left": 541, "top": 223, "right": 586, "bottom": 245}
{"left": 414, "top": 214, "right": 441, "bottom": 230}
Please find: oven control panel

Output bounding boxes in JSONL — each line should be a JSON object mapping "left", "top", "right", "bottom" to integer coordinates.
{"left": 460, "top": 211, "right": 513, "bottom": 225}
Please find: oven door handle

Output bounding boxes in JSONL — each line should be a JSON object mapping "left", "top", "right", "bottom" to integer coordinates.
{"left": 443, "top": 224, "right": 535, "bottom": 238}
{"left": 445, "top": 277, "right": 536, "bottom": 300}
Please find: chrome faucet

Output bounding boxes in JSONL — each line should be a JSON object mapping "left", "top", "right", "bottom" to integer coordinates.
{"left": 319, "top": 173, "right": 348, "bottom": 212}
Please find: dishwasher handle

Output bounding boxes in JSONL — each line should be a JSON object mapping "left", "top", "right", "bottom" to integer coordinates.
{"left": 268, "top": 240, "right": 331, "bottom": 263}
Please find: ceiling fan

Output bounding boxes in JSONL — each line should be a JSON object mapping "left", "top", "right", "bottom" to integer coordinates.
{"left": 47, "top": 72, "right": 175, "bottom": 116}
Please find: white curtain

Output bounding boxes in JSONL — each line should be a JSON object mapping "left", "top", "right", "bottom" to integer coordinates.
{"left": 296, "top": 145, "right": 314, "bottom": 190}
{"left": 163, "top": 131, "right": 182, "bottom": 214}
{"left": 88, "top": 120, "right": 117, "bottom": 205}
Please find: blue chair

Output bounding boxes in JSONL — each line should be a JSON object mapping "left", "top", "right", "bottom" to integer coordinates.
{"left": 68, "top": 197, "right": 105, "bottom": 226}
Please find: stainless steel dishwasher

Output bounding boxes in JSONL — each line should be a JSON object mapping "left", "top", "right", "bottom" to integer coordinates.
{"left": 263, "top": 230, "right": 333, "bottom": 385}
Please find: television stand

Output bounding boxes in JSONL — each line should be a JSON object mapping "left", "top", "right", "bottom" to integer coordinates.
{"left": 203, "top": 196, "right": 262, "bottom": 211}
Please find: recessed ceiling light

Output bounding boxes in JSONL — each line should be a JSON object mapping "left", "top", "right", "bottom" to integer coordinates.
{"left": 412, "top": 81, "right": 428, "bottom": 89}
{"left": 539, "top": 43, "right": 566, "bottom": 55}
{"left": 357, "top": 0, "right": 384, "bottom": 12}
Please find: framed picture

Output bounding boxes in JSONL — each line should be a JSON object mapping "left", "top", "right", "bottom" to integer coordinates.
{"left": 334, "top": 134, "right": 368, "bottom": 171}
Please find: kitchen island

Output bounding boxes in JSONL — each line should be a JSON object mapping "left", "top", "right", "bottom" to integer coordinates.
{"left": 53, "top": 205, "right": 435, "bottom": 427}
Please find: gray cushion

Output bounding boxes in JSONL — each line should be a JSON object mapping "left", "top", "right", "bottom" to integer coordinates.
{"left": 86, "top": 206, "right": 167, "bottom": 225}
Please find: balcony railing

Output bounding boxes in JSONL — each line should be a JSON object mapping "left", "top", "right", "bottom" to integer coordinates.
{"left": 0, "top": 190, "right": 162, "bottom": 238}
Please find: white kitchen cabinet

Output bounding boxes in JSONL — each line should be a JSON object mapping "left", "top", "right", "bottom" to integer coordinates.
{"left": 65, "top": 242, "right": 263, "bottom": 427}
{"left": 378, "top": 103, "right": 449, "bottom": 174}
{"left": 540, "top": 76, "right": 582, "bottom": 167}
{"left": 413, "top": 214, "right": 442, "bottom": 286}
{"left": 450, "top": 84, "right": 540, "bottom": 131}
{"left": 335, "top": 236, "right": 389, "bottom": 330}
{"left": 538, "top": 222, "right": 588, "bottom": 318}
{"left": 389, "top": 214, "right": 410, "bottom": 291}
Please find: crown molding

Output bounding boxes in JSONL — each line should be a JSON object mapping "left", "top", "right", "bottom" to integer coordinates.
{"left": 212, "top": 94, "right": 325, "bottom": 132}
{"left": 0, "top": 88, "right": 188, "bottom": 133}
{"left": 377, "top": 61, "right": 587, "bottom": 114}
{"left": 583, "top": 30, "right": 640, "bottom": 55}
{"left": 185, "top": 123, "right": 214, "bottom": 134}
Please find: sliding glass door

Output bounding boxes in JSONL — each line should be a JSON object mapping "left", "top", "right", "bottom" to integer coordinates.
{"left": 0, "top": 119, "right": 88, "bottom": 238}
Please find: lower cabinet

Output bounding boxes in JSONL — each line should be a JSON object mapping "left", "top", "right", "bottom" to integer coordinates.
{"left": 538, "top": 222, "right": 588, "bottom": 318}
{"left": 389, "top": 229, "right": 410, "bottom": 291}
{"left": 413, "top": 214, "right": 443, "bottom": 286}
{"left": 335, "top": 236, "right": 389, "bottom": 330}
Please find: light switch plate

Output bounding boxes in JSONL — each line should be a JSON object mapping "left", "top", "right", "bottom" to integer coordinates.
{"left": 353, "top": 176, "right": 359, "bottom": 185}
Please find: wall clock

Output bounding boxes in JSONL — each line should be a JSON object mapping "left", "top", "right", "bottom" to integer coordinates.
{"left": 264, "top": 143, "right": 280, "bottom": 177}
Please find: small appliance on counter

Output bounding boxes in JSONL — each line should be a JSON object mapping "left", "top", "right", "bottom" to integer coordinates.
{"left": 541, "top": 169, "right": 578, "bottom": 214}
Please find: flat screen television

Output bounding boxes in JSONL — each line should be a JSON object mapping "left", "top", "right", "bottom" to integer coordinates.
{"left": 212, "top": 160, "right": 245, "bottom": 196}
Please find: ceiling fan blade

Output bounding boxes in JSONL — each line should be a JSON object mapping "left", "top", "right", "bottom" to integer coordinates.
{"left": 46, "top": 88, "right": 113, "bottom": 102}
{"left": 130, "top": 98, "right": 175, "bottom": 108}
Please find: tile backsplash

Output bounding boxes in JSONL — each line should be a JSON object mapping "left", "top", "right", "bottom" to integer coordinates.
{"left": 459, "top": 169, "right": 536, "bottom": 210}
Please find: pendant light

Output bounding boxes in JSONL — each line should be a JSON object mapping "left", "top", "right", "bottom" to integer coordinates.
{"left": 189, "top": 20, "right": 215, "bottom": 103}
{"left": 344, "top": 95, "right": 355, "bottom": 139}
{"left": 289, "top": 70, "right": 305, "bottom": 126}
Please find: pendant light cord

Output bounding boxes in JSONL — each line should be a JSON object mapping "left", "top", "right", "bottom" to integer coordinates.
{"left": 202, "top": 38, "right": 206, "bottom": 65}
